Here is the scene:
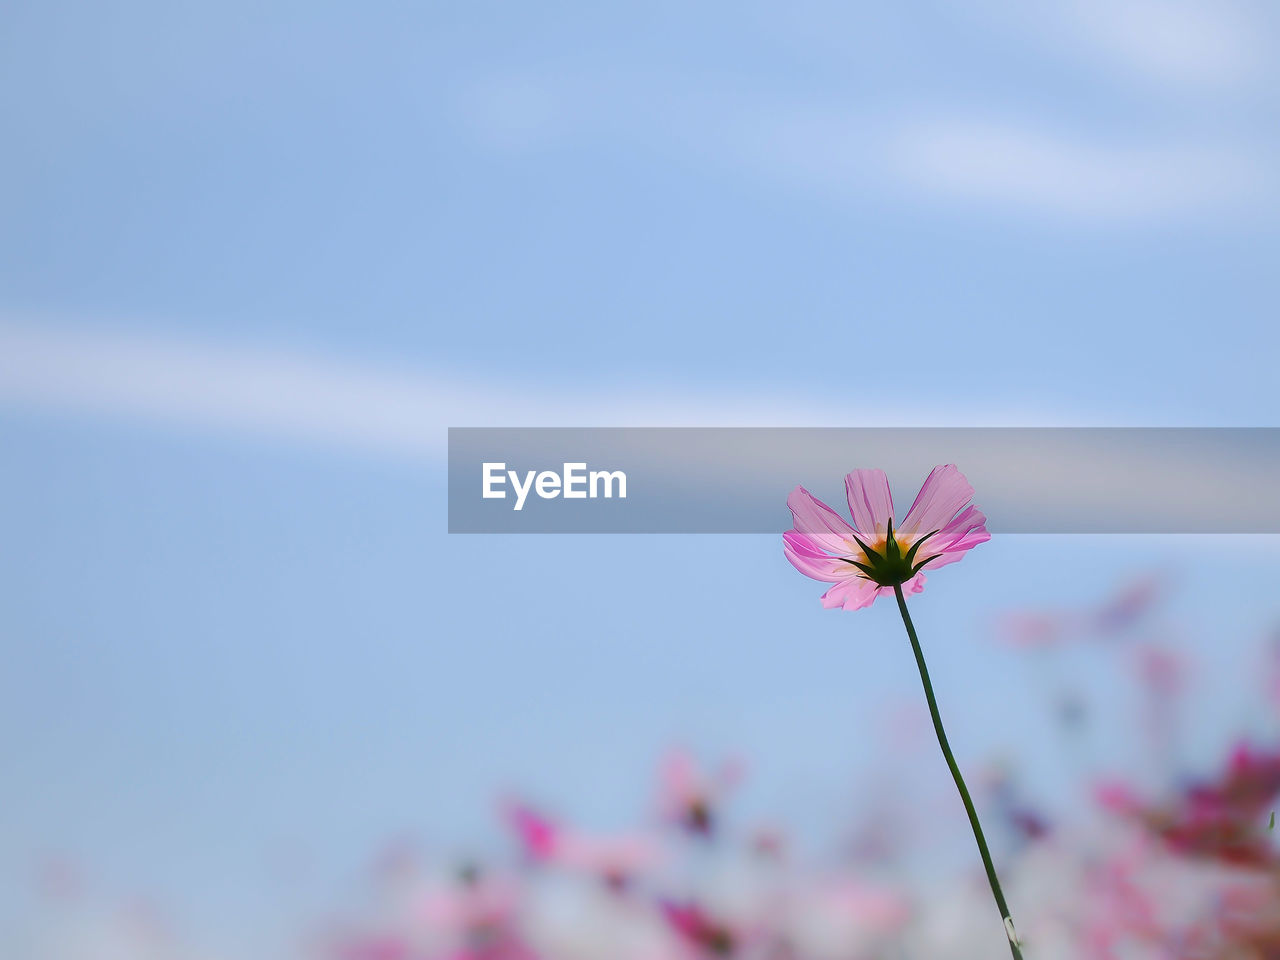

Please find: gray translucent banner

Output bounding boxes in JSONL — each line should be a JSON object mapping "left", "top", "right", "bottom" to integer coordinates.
{"left": 447, "top": 428, "right": 1280, "bottom": 533}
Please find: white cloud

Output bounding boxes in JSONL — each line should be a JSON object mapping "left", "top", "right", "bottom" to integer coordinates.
{"left": 889, "top": 117, "right": 1271, "bottom": 222}
{"left": 959, "top": 0, "right": 1271, "bottom": 92}
{"left": 454, "top": 70, "right": 1276, "bottom": 227}
{"left": 1, "top": 321, "right": 1274, "bottom": 532}
{"left": 1051, "top": 0, "right": 1267, "bottom": 91}
{"left": 0, "top": 320, "right": 971, "bottom": 458}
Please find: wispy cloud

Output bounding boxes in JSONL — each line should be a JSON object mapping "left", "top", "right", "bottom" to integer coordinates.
{"left": 1015, "top": 0, "right": 1270, "bottom": 91}
{"left": 457, "top": 68, "right": 1276, "bottom": 227}
{"left": 889, "top": 117, "right": 1271, "bottom": 222}
{"left": 0, "top": 320, "right": 981, "bottom": 458}
{"left": 3, "top": 322, "right": 1276, "bottom": 534}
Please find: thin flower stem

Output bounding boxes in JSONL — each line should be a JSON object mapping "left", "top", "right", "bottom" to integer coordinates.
{"left": 893, "top": 584, "right": 1024, "bottom": 960}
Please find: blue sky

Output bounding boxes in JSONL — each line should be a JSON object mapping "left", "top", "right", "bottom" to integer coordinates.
{"left": 3, "top": 0, "right": 1278, "bottom": 419}
{"left": 2, "top": 1, "right": 1279, "bottom": 955}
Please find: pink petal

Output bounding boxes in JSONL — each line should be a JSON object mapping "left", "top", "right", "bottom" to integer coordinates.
{"left": 864, "top": 574, "right": 926, "bottom": 604}
{"left": 919, "top": 505, "right": 990, "bottom": 569}
{"left": 939, "top": 505, "right": 989, "bottom": 545}
{"left": 900, "top": 465, "right": 976, "bottom": 540}
{"left": 820, "top": 577, "right": 879, "bottom": 610}
{"left": 783, "top": 531, "right": 850, "bottom": 582}
{"left": 504, "top": 801, "right": 560, "bottom": 860}
{"left": 787, "top": 485, "right": 857, "bottom": 538}
{"left": 660, "top": 749, "right": 696, "bottom": 799}
{"left": 899, "top": 572, "right": 926, "bottom": 596}
{"left": 1095, "top": 781, "right": 1142, "bottom": 815}
{"left": 844, "top": 469, "right": 894, "bottom": 536}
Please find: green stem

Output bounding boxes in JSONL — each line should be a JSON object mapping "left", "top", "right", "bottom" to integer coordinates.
{"left": 893, "top": 584, "right": 1024, "bottom": 959}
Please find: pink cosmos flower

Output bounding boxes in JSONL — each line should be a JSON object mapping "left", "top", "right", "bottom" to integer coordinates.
{"left": 783, "top": 465, "right": 989, "bottom": 610}
{"left": 338, "top": 936, "right": 411, "bottom": 960}
{"left": 997, "top": 574, "right": 1165, "bottom": 651}
{"left": 502, "top": 799, "right": 661, "bottom": 889}
{"left": 1135, "top": 643, "right": 1186, "bottom": 698}
{"left": 504, "top": 800, "right": 559, "bottom": 862}
{"left": 997, "top": 611, "right": 1070, "bottom": 650}
{"left": 1098, "top": 742, "right": 1280, "bottom": 868}
{"left": 1078, "top": 842, "right": 1163, "bottom": 958}
{"left": 1092, "top": 575, "right": 1162, "bottom": 636}
{"left": 783, "top": 463, "right": 1021, "bottom": 958}
{"left": 1095, "top": 781, "right": 1144, "bottom": 817}
{"left": 416, "top": 868, "right": 540, "bottom": 960}
{"left": 811, "top": 878, "right": 913, "bottom": 935}
{"left": 658, "top": 900, "right": 740, "bottom": 956}
{"left": 656, "top": 748, "right": 744, "bottom": 836}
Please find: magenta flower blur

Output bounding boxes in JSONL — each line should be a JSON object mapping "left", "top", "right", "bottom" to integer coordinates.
{"left": 783, "top": 464, "right": 990, "bottom": 610}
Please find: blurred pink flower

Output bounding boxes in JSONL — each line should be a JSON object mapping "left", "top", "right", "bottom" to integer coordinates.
{"left": 657, "top": 748, "right": 744, "bottom": 836}
{"left": 502, "top": 799, "right": 661, "bottom": 888}
{"left": 749, "top": 824, "right": 788, "bottom": 861}
{"left": 1079, "top": 843, "right": 1162, "bottom": 957}
{"left": 1100, "top": 742, "right": 1280, "bottom": 868}
{"left": 1266, "top": 631, "right": 1280, "bottom": 709}
{"left": 371, "top": 837, "right": 425, "bottom": 888}
{"left": 1135, "top": 644, "right": 1186, "bottom": 697}
{"left": 1182, "top": 872, "right": 1280, "bottom": 956}
{"left": 415, "top": 868, "right": 540, "bottom": 960}
{"left": 1092, "top": 576, "right": 1162, "bottom": 636}
{"left": 419, "top": 869, "right": 522, "bottom": 928}
{"left": 997, "top": 612, "right": 1071, "bottom": 650}
{"left": 504, "top": 801, "right": 560, "bottom": 862}
{"left": 658, "top": 900, "right": 738, "bottom": 956}
{"left": 33, "top": 854, "right": 83, "bottom": 902}
{"left": 783, "top": 465, "right": 989, "bottom": 610}
{"left": 985, "top": 765, "right": 1051, "bottom": 845}
{"left": 339, "top": 936, "right": 411, "bottom": 960}
{"left": 1095, "top": 781, "right": 1144, "bottom": 817}
{"left": 997, "top": 574, "right": 1166, "bottom": 652}
{"left": 816, "top": 879, "right": 912, "bottom": 934}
